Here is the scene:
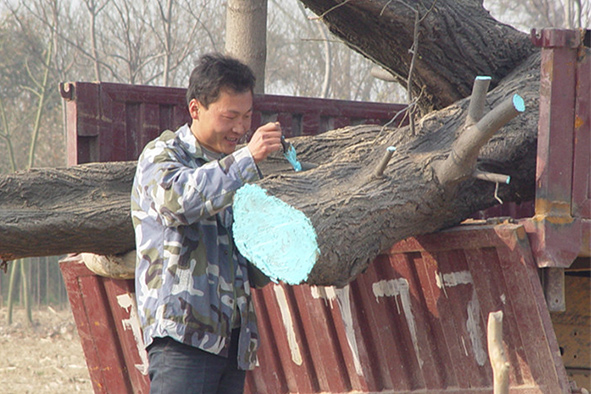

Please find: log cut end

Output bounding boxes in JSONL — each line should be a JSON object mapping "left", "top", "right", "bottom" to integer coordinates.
{"left": 233, "top": 184, "right": 319, "bottom": 285}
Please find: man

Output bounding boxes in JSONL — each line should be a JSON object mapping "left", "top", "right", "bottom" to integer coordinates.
{"left": 131, "top": 53, "right": 282, "bottom": 393}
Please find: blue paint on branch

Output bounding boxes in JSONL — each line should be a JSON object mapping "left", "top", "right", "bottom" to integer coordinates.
{"left": 512, "top": 94, "right": 525, "bottom": 112}
{"left": 232, "top": 184, "right": 319, "bottom": 284}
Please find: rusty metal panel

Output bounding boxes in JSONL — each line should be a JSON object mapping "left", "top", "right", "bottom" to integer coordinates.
{"left": 524, "top": 29, "right": 591, "bottom": 266}
{"left": 573, "top": 37, "right": 591, "bottom": 258}
{"left": 60, "top": 82, "right": 407, "bottom": 165}
{"left": 572, "top": 38, "right": 591, "bottom": 219}
{"left": 60, "top": 224, "right": 569, "bottom": 393}
{"left": 61, "top": 82, "right": 189, "bottom": 165}
{"left": 244, "top": 224, "right": 570, "bottom": 393}
{"left": 62, "top": 82, "right": 100, "bottom": 165}
{"left": 474, "top": 201, "right": 535, "bottom": 221}
{"left": 60, "top": 258, "right": 150, "bottom": 393}
{"left": 534, "top": 31, "right": 577, "bottom": 207}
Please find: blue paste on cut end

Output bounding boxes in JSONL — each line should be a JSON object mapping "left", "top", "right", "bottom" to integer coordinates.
{"left": 232, "top": 184, "right": 319, "bottom": 284}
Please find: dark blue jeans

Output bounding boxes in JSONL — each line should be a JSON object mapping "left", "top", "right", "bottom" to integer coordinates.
{"left": 147, "top": 330, "right": 246, "bottom": 394}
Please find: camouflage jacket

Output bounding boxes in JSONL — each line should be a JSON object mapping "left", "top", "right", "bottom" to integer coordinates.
{"left": 131, "top": 124, "right": 263, "bottom": 370}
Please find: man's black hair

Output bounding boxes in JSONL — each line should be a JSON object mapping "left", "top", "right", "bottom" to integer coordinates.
{"left": 186, "top": 53, "right": 256, "bottom": 108}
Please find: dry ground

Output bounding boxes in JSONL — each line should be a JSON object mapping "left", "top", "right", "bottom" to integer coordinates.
{"left": 0, "top": 306, "right": 93, "bottom": 393}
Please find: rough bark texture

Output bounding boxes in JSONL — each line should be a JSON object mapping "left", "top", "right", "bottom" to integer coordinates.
{"left": 225, "top": 0, "right": 268, "bottom": 94}
{"left": 0, "top": 0, "right": 542, "bottom": 286}
{"left": 256, "top": 52, "right": 540, "bottom": 285}
{"left": 0, "top": 162, "right": 135, "bottom": 260}
{"left": 0, "top": 52, "right": 540, "bottom": 284}
{"left": 299, "top": 0, "right": 536, "bottom": 114}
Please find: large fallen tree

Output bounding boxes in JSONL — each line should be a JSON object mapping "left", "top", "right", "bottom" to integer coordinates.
{"left": 1, "top": 0, "right": 545, "bottom": 286}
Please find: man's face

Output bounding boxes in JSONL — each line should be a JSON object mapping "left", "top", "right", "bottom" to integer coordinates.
{"left": 189, "top": 88, "right": 253, "bottom": 155}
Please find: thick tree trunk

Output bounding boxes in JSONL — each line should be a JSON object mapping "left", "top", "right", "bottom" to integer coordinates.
{"left": 0, "top": 162, "right": 135, "bottom": 260}
{"left": 0, "top": 0, "right": 542, "bottom": 286}
{"left": 0, "top": 52, "right": 540, "bottom": 285}
{"left": 225, "top": 0, "right": 268, "bottom": 94}
{"left": 237, "top": 52, "right": 540, "bottom": 286}
{"left": 299, "top": 0, "right": 536, "bottom": 114}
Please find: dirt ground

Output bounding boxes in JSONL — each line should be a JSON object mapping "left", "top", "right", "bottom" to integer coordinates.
{"left": 0, "top": 306, "right": 93, "bottom": 393}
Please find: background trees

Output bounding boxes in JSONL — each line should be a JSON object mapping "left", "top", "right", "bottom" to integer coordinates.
{"left": 486, "top": 0, "right": 590, "bottom": 31}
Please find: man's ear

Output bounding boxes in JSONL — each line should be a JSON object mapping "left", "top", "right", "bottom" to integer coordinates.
{"left": 188, "top": 98, "right": 200, "bottom": 120}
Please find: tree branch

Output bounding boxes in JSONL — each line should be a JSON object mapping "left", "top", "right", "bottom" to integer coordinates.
{"left": 487, "top": 311, "right": 510, "bottom": 394}
{"left": 465, "top": 76, "right": 492, "bottom": 127}
{"left": 434, "top": 79, "right": 524, "bottom": 187}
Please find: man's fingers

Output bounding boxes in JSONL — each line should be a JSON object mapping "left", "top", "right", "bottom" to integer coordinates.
{"left": 257, "top": 121, "right": 282, "bottom": 132}
{"left": 255, "top": 122, "right": 282, "bottom": 144}
{"left": 261, "top": 130, "right": 282, "bottom": 141}
{"left": 247, "top": 122, "right": 284, "bottom": 163}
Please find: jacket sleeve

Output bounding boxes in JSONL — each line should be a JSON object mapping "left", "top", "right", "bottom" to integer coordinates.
{"left": 136, "top": 144, "right": 260, "bottom": 227}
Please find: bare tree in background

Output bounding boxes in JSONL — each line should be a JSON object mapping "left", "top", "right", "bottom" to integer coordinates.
{"left": 159, "top": 0, "right": 174, "bottom": 86}
{"left": 0, "top": 0, "right": 63, "bottom": 320}
{"left": 141, "top": 0, "right": 214, "bottom": 86}
{"left": 0, "top": 0, "right": 61, "bottom": 171}
{"left": 82, "top": 0, "right": 109, "bottom": 81}
{"left": 267, "top": 0, "right": 406, "bottom": 102}
{"left": 59, "top": 0, "right": 225, "bottom": 86}
{"left": 225, "top": 0, "right": 268, "bottom": 94}
{"left": 484, "top": 0, "right": 590, "bottom": 31}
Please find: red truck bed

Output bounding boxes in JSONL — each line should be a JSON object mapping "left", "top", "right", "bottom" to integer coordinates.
{"left": 60, "top": 28, "right": 589, "bottom": 393}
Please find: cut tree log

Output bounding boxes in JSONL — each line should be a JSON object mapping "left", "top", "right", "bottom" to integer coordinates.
{"left": 233, "top": 56, "right": 538, "bottom": 286}
{"left": 0, "top": 162, "right": 136, "bottom": 260}
{"left": 0, "top": 52, "right": 540, "bottom": 285}
{"left": 0, "top": 0, "right": 544, "bottom": 286}
{"left": 79, "top": 251, "right": 136, "bottom": 279}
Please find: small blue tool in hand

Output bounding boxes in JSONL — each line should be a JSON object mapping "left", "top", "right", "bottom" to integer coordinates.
{"left": 281, "top": 136, "right": 302, "bottom": 172}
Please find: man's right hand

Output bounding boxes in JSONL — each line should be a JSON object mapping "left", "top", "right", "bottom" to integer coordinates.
{"left": 247, "top": 122, "right": 283, "bottom": 163}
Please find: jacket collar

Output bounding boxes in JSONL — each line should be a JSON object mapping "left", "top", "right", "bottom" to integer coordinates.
{"left": 178, "top": 123, "right": 225, "bottom": 162}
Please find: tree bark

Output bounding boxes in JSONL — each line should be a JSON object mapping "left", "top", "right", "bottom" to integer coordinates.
{"left": 237, "top": 52, "right": 540, "bottom": 286}
{"left": 299, "top": 0, "right": 536, "bottom": 114}
{"left": 0, "top": 52, "right": 540, "bottom": 284}
{"left": 0, "top": 162, "right": 136, "bottom": 260}
{"left": 0, "top": 0, "right": 542, "bottom": 287}
{"left": 225, "top": 0, "right": 268, "bottom": 94}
